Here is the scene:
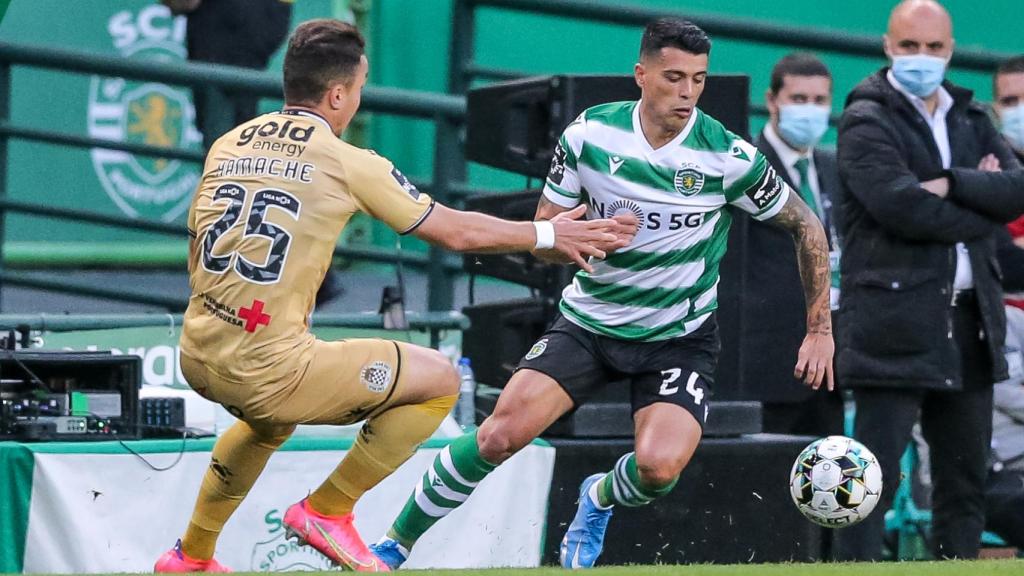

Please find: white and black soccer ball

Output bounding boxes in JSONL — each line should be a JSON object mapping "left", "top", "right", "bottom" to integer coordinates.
{"left": 789, "top": 435, "right": 883, "bottom": 528}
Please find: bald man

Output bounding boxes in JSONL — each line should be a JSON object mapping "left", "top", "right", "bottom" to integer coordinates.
{"left": 835, "top": 0, "right": 1024, "bottom": 560}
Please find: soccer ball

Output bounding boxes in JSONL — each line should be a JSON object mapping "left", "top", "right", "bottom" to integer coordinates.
{"left": 789, "top": 435, "right": 883, "bottom": 528}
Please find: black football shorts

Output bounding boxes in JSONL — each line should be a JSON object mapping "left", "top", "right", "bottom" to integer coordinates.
{"left": 516, "top": 313, "right": 720, "bottom": 428}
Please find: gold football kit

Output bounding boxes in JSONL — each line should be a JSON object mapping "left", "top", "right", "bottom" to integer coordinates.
{"left": 180, "top": 109, "right": 433, "bottom": 426}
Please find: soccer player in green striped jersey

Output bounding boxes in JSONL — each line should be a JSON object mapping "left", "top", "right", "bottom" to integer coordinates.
{"left": 371, "top": 18, "right": 834, "bottom": 570}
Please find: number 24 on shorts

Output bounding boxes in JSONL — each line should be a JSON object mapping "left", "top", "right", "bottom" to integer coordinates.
{"left": 659, "top": 368, "right": 705, "bottom": 405}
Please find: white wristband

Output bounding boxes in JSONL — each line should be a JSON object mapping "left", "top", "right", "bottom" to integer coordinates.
{"left": 533, "top": 220, "right": 555, "bottom": 250}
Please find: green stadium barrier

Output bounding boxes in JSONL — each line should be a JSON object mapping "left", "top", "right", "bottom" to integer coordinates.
{"left": 0, "top": 40, "right": 471, "bottom": 311}
{"left": 0, "top": 311, "right": 468, "bottom": 348}
{"left": 0, "top": 311, "right": 467, "bottom": 331}
{"left": 1, "top": 3, "right": 1015, "bottom": 313}
{"left": 450, "top": 0, "right": 1015, "bottom": 113}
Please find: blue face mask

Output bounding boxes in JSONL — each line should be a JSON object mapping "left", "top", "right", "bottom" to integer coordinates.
{"left": 891, "top": 54, "right": 947, "bottom": 98}
{"left": 777, "top": 104, "right": 830, "bottom": 149}
{"left": 1001, "top": 104, "right": 1024, "bottom": 152}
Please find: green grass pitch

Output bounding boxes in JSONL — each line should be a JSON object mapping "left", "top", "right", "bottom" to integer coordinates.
{"left": 74, "top": 559, "right": 1021, "bottom": 576}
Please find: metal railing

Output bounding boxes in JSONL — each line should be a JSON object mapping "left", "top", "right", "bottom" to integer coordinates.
{"left": 450, "top": 0, "right": 1015, "bottom": 118}
{"left": 0, "top": 41, "right": 470, "bottom": 312}
{"left": 3, "top": 3, "right": 1014, "bottom": 314}
{"left": 0, "top": 311, "right": 468, "bottom": 348}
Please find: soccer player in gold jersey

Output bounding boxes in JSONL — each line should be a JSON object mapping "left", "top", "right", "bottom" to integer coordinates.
{"left": 154, "top": 19, "right": 625, "bottom": 573}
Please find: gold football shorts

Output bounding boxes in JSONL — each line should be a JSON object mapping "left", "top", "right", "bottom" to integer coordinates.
{"left": 180, "top": 338, "right": 408, "bottom": 428}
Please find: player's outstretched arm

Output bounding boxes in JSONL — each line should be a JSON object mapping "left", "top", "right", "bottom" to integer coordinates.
{"left": 532, "top": 197, "right": 637, "bottom": 265}
{"left": 411, "top": 203, "right": 618, "bottom": 272}
{"left": 767, "top": 193, "right": 835, "bottom": 391}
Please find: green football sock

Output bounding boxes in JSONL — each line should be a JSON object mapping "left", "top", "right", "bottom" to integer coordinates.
{"left": 596, "top": 452, "right": 678, "bottom": 507}
{"left": 387, "top": 430, "right": 496, "bottom": 549}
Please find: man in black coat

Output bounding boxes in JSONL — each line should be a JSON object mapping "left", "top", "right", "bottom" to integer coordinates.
{"left": 165, "top": 0, "right": 294, "bottom": 149}
{"left": 834, "top": 0, "right": 1024, "bottom": 560}
{"left": 744, "top": 53, "right": 844, "bottom": 435}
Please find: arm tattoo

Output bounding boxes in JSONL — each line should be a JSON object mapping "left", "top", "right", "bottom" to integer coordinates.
{"left": 769, "top": 193, "right": 832, "bottom": 335}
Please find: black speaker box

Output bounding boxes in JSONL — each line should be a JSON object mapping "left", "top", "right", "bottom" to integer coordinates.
{"left": 544, "top": 435, "right": 826, "bottom": 564}
{"left": 462, "top": 189, "right": 574, "bottom": 293}
{"left": 543, "top": 398, "right": 763, "bottom": 438}
{"left": 462, "top": 297, "right": 554, "bottom": 388}
{"left": 467, "top": 74, "right": 750, "bottom": 177}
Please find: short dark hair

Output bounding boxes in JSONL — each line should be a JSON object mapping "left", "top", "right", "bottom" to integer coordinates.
{"left": 769, "top": 53, "right": 832, "bottom": 95}
{"left": 283, "top": 19, "right": 366, "bottom": 106}
{"left": 994, "top": 55, "right": 1024, "bottom": 97}
{"left": 640, "top": 18, "right": 711, "bottom": 59}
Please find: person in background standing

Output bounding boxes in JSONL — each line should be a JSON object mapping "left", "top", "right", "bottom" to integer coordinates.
{"left": 748, "top": 52, "right": 845, "bottom": 436}
{"left": 833, "top": 0, "right": 1024, "bottom": 560}
{"left": 981, "top": 54, "right": 1024, "bottom": 550}
{"left": 164, "top": 0, "right": 294, "bottom": 149}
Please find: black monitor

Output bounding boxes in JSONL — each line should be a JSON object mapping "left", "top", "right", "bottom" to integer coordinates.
{"left": 467, "top": 74, "right": 750, "bottom": 177}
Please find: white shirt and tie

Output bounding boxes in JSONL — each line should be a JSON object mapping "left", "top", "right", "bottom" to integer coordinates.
{"left": 887, "top": 70, "right": 974, "bottom": 291}
{"left": 762, "top": 122, "right": 823, "bottom": 219}
{"left": 764, "top": 122, "right": 843, "bottom": 308}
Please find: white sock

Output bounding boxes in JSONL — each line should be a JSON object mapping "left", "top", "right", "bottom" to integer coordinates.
{"left": 588, "top": 478, "right": 613, "bottom": 510}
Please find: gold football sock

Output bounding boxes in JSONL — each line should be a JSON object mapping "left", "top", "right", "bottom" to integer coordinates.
{"left": 307, "top": 394, "right": 457, "bottom": 516}
{"left": 181, "top": 420, "right": 294, "bottom": 560}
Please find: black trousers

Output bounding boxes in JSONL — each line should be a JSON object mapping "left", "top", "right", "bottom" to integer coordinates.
{"left": 193, "top": 90, "right": 260, "bottom": 151}
{"left": 985, "top": 467, "right": 1024, "bottom": 548}
{"left": 763, "top": 310, "right": 846, "bottom": 437}
{"left": 762, "top": 391, "right": 845, "bottom": 436}
{"left": 834, "top": 301, "right": 994, "bottom": 560}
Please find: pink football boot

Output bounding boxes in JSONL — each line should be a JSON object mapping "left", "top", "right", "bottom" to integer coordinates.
{"left": 283, "top": 499, "right": 389, "bottom": 572}
{"left": 154, "top": 540, "right": 231, "bottom": 573}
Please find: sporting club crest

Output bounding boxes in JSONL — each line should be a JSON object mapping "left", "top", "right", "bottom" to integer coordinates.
{"left": 88, "top": 5, "right": 202, "bottom": 221}
{"left": 673, "top": 164, "right": 705, "bottom": 196}
{"left": 525, "top": 338, "right": 549, "bottom": 360}
{"left": 251, "top": 514, "right": 333, "bottom": 572}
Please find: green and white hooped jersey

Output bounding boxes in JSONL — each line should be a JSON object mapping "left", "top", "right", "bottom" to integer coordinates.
{"left": 544, "top": 100, "right": 790, "bottom": 342}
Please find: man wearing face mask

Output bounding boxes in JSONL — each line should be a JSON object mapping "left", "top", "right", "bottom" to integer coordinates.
{"left": 995, "top": 56, "right": 1024, "bottom": 165}
{"left": 742, "top": 53, "right": 844, "bottom": 436}
{"left": 992, "top": 57, "right": 1024, "bottom": 386}
{"left": 834, "top": 0, "right": 1024, "bottom": 561}
{"left": 983, "top": 54, "right": 1024, "bottom": 551}
{"left": 994, "top": 57, "right": 1024, "bottom": 255}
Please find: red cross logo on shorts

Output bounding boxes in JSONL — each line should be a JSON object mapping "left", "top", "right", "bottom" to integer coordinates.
{"left": 238, "top": 299, "right": 272, "bottom": 333}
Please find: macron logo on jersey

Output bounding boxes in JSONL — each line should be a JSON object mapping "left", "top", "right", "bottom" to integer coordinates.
{"left": 730, "top": 140, "right": 752, "bottom": 162}
{"left": 609, "top": 155, "right": 625, "bottom": 175}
